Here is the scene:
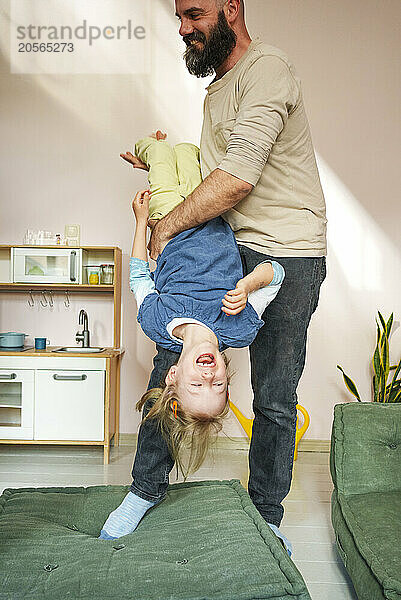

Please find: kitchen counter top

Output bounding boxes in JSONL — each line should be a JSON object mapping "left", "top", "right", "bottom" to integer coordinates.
{"left": 0, "top": 347, "right": 124, "bottom": 358}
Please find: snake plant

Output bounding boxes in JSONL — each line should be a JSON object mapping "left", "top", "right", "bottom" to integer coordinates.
{"left": 337, "top": 312, "right": 401, "bottom": 403}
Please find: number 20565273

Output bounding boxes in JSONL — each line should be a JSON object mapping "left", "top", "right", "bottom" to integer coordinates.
{"left": 18, "top": 42, "right": 74, "bottom": 52}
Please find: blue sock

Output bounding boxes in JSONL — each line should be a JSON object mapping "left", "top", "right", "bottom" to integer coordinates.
{"left": 268, "top": 523, "right": 293, "bottom": 557}
{"left": 98, "top": 491, "right": 156, "bottom": 540}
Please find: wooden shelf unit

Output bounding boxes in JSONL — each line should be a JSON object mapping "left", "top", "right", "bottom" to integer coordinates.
{"left": 0, "top": 244, "right": 124, "bottom": 463}
{"left": 0, "top": 245, "right": 122, "bottom": 348}
{"left": 0, "top": 284, "right": 114, "bottom": 290}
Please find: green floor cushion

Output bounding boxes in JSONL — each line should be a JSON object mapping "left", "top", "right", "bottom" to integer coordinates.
{"left": 332, "top": 489, "right": 401, "bottom": 600}
{"left": 0, "top": 479, "right": 311, "bottom": 600}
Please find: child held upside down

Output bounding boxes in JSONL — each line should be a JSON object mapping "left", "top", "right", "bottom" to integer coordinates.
{"left": 98, "top": 135, "right": 285, "bottom": 541}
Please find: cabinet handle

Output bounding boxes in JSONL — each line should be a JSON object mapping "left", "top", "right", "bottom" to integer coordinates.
{"left": 53, "top": 374, "right": 87, "bottom": 381}
{"left": 0, "top": 373, "right": 17, "bottom": 380}
{"left": 70, "top": 251, "right": 76, "bottom": 282}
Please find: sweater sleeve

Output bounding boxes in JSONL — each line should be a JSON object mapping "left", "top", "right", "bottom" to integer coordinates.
{"left": 248, "top": 261, "right": 285, "bottom": 318}
{"left": 218, "top": 55, "right": 300, "bottom": 187}
{"left": 129, "top": 257, "right": 156, "bottom": 308}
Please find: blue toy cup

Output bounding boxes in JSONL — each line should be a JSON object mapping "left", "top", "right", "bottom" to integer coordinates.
{"left": 35, "top": 337, "right": 49, "bottom": 350}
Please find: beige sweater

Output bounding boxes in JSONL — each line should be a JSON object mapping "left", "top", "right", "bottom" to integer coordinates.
{"left": 200, "top": 39, "right": 327, "bottom": 257}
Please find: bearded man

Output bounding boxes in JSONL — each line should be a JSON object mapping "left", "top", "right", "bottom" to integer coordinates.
{"left": 99, "top": 0, "right": 327, "bottom": 556}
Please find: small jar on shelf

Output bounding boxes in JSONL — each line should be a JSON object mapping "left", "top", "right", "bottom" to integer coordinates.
{"left": 84, "top": 266, "right": 101, "bottom": 285}
{"left": 100, "top": 264, "right": 114, "bottom": 285}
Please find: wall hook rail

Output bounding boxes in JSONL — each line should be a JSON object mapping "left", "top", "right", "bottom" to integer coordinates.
{"left": 64, "top": 290, "right": 70, "bottom": 308}
{"left": 48, "top": 290, "right": 54, "bottom": 307}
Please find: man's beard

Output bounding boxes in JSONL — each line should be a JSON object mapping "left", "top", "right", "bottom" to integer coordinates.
{"left": 183, "top": 11, "right": 237, "bottom": 78}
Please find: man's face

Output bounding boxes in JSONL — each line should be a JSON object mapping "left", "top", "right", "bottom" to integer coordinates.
{"left": 175, "top": 0, "right": 237, "bottom": 77}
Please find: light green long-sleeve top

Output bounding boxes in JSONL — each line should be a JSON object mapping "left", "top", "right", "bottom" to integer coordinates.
{"left": 200, "top": 39, "right": 327, "bottom": 257}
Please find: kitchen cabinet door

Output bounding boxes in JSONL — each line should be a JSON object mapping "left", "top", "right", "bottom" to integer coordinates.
{"left": 0, "top": 369, "right": 34, "bottom": 439}
{"left": 34, "top": 370, "right": 105, "bottom": 441}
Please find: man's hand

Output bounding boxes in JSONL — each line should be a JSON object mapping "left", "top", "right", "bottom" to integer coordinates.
{"left": 222, "top": 279, "right": 249, "bottom": 316}
{"left": 120, "top": 130, "right": 167, "bottom": 171}
{"left": 132, "top": 189, "right": 151, "bottom": 224}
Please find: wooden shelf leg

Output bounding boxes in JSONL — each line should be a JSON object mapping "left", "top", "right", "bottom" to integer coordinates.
{"left": 103, "top": 443, "right": 110, "bottom": 464}
{"left": 114, "top": 357, "right": 121, "bottom": 447}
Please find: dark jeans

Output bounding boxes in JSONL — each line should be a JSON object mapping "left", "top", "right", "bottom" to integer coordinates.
{"left": 130, "top": 247, "right": 326, "bottom": 527}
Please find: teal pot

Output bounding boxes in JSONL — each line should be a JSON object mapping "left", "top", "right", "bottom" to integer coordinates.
{"left": 0, "top": 332, "right": 28, "bottom": 348}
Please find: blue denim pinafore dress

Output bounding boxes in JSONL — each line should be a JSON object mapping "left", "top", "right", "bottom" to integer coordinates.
{"left": 137, "top": 217, "right": 263, "bottom": 353}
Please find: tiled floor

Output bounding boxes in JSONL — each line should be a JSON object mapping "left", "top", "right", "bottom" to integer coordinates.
{"left": 0, "top": 442, "right": 358, "bottom": 600}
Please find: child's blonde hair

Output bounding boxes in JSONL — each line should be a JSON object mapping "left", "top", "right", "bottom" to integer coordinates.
{"left": 136, "top": 358, "right": 231, "bottom": 478}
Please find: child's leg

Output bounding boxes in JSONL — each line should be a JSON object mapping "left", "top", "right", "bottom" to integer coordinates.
{"left": 99, "top": 348, "right": 179, "bottom": 541}
{"left": 98, "top": 491, "right": 156, "bottom": 540}
{"left": 174, "top": 143, "right": 203, "bottom": 198}
{"left": 268, "top": 523, "right": 293, "bottom": 557}
{"left": 135, "top": 137, "right": 183, "bottom": 220}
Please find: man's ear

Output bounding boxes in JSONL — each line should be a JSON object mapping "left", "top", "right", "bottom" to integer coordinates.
{"left": 165, "top": 365, "right": 177, "bottom": 386}
{"left": 225, "top": 0, "right": 242, "bottom": 22}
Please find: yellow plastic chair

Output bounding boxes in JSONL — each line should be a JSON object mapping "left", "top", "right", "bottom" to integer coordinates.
{"left": 229, "top": 401, "right": 310, "bottom": 461}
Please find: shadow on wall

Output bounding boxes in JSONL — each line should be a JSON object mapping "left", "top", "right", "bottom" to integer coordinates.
{"left": 318, "top": 155, "right": 400, "bottom": 294}
{"left": 292, "top": 154, "right": 401, "bottom": 439}
{"left": 0, "top": 1, "right": 208, "bottom": 146}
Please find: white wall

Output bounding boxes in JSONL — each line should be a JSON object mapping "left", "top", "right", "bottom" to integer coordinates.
{"left": 0, "top": 0, "right": 400, "bottom": 440}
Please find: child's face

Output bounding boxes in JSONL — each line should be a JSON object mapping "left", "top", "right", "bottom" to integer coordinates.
{"left": 166, "top": 343, "right": 228, "bottom": 418}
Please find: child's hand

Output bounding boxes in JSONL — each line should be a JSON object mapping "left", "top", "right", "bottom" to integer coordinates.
{"left": 132, "top": 190, "right": 150, "bottom": 223}
{"left": 120, "top": 132, "right": 166, "bottom": 169}
{"left": 120, "top": 151, "right": 149, "bottom": 171}
{"left": 221, "top": 279, "right": 249, "bottom": 316}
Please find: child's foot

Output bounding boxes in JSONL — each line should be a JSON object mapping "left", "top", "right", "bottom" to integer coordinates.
{"left": 98, "top": 491, "right": 156, "bottom": 540}
{"left": 268, "top": 523, "right": 293, "bottom": 557}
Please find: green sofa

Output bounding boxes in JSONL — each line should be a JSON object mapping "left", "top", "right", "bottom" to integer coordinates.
{"left": 330, "top": 403, "right": 401, "bottom": 600}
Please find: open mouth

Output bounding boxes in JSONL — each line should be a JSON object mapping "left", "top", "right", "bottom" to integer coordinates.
{"left": 196, "top": 353, "right": 216, "bottom": 367}
{"left": 187, "top": 38, "right": 204, "bottom": 47}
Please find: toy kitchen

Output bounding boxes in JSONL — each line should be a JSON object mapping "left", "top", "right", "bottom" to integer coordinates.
{"left": 0, "top": 236, "right": 124, "bottom": 464}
